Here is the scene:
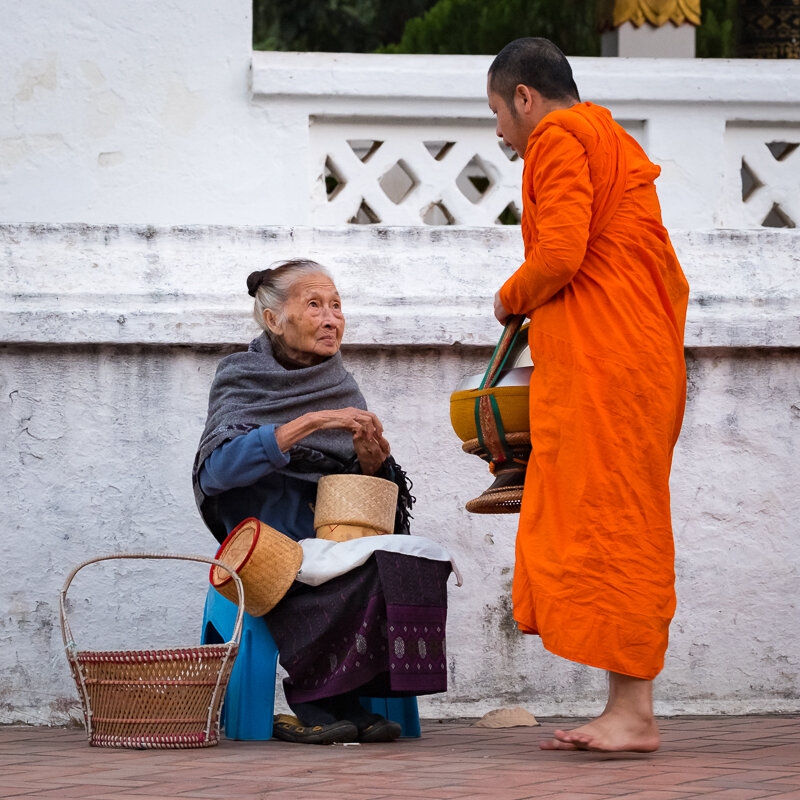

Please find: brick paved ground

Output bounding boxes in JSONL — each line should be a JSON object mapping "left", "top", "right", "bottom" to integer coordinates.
{"left": 1, "top": 716, "right": 799, "bottom": 799}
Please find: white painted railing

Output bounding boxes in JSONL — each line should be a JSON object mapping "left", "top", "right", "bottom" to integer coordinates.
{"left": 252, "top": 53, "right": 800, "bottom": 231}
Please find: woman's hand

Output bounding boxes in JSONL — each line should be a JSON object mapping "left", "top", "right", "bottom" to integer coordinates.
{"left": 310, "top": 407, "right": 391, "bottom": 474}
{"left": 275, "top": 407, "right": 390, "bottom": 472}
{"left": 353, "top": 427, "right": 391, "bottom": 476}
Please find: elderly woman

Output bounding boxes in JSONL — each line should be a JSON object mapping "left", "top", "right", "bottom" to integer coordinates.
{"left": 193, "top": 259, "right": 455, "bottom": 745}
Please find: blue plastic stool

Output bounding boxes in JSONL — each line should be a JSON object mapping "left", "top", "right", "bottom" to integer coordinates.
{"left": 362, "top": 695, "right": 421, "bottom": 738}
{"left": 201, "top": 585, "right": 280, "bottom": 740}
{"left": 201, "top": 586, "right": 421, "bottom": 740}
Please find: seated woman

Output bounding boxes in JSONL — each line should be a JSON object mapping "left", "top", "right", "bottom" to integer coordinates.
{"left": 192, "top": 259, "right": 455, "bottom": 745}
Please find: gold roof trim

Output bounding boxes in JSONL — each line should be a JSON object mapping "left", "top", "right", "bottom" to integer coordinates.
{"left": 598, "top": 0, "right": 702, "bottom": 29}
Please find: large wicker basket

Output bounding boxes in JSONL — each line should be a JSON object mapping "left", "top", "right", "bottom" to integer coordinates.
{"left": 59, "top": 553, "right": 243, "bottom": 749}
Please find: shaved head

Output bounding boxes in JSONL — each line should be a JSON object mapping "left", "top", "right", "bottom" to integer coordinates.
{"left": 488, "top": 37, "right": 580, "bottom": 109}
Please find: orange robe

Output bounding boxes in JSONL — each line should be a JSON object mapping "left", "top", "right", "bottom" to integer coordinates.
{"left": 498, "top": 102, "right": 689, "bottom": 680}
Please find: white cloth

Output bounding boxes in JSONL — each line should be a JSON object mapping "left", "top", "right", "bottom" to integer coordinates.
{"left": 296, "top": 535, "right": 463, "bottom": 587}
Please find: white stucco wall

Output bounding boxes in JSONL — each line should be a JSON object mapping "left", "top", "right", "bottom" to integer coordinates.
{"left": 1, "top": 1, "right": 798, "bottom": 725}
{"left": 1, "top": 0, "right": 274, "bottom": 225}
{"left": 1, "top": 224, "right": 798, "bottom": 725}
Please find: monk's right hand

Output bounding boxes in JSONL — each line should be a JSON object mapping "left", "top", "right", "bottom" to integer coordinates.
{"left": 494, "top": 291, "right": 511, "bottom": 324}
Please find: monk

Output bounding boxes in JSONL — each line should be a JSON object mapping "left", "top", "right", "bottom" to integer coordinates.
{"left": 487, "top": 38, "right": 689, "bottom": 752}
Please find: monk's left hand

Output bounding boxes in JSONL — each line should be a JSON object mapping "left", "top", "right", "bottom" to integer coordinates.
{"left": 494, "top": 291, "right": 511, "bottom": 324}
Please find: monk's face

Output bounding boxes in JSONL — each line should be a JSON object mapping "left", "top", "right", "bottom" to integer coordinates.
{"left": 264, "top": 273, "right": 345, "bottom": 366}
{"left": 487, "top": 82, "right": 543, "bottom": 159}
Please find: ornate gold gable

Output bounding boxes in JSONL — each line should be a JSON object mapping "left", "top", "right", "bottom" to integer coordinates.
{"left": 598, "top": 0, "right": 702, "bottom": 30}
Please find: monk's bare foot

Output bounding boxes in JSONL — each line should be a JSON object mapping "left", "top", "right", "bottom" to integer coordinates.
{"left": 539, "top": 713, "right": 660, "bottom": 752}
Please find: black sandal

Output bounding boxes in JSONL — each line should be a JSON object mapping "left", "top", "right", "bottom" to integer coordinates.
{"left": 273, "top": 714, "right": 358, "bottom": 745}
{"left": 356, "top": 714, "right": 402, "bottom": 743}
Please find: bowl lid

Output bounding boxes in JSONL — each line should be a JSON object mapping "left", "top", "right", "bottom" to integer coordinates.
{"left": 454, "top": 365, "right": 533, "bottom": 392}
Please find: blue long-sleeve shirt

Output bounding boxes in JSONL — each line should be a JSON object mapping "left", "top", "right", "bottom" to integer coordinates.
{"left": 198, "top": 424, "right": 317, "bottom": 542}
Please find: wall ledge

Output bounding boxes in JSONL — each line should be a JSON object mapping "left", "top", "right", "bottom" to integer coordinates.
{"left": 1, "top": 224, "right": 797, "bottom": 348}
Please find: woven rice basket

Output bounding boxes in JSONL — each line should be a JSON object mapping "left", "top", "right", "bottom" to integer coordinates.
{"left": 211, "top": 518, "right": 303, "bottom": 617}
{"left": 59, "top": 553, "right": 243, "bottom": 749}
{"left": 314, "top": 474, "right": 398, "bottom": 542}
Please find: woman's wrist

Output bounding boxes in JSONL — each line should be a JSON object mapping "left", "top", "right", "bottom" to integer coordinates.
{"left": 358, "top": 459, "right": 381, "bottom": 476}
{"left": 274, "top": 412, "right": 319, "bottom": 452}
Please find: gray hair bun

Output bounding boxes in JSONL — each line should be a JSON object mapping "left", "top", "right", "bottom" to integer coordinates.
{"left": 247, "top": 269, "right": 273, "bottom": 298}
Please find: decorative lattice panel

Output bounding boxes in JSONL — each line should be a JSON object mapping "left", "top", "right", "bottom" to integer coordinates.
{"left": 310, "top": 120, "right": 522, "bottom": 226}
{"left": 725, "top": 124, "right": 799, "bottom": 229}
{"left": 310, "top": 118, "right": 647, "bottom": 227}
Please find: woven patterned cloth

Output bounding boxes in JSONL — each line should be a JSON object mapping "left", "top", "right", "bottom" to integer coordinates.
{"left": 266, "top": 551, "right": 452, "bottom": 704}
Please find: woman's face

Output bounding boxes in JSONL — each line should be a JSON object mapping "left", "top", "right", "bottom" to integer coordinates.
{"left": 264, "top": 273, "right": 345, "bottom": 366}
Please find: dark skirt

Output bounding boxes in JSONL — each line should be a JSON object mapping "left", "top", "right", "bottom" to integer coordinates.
{"left": 265, "top": 551, "right": 452, "bottom": 705}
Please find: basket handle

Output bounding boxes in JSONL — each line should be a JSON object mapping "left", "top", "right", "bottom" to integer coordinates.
{"left": 59, "top": 552, "right": 245, "bottom": 651}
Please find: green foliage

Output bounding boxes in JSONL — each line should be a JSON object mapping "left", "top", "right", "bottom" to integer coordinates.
{"left": 379, "top": 0, "right": 601, "bottom": 56}
{"left": 696, "top": 0, "right": 737, "bottom": 57}
{"left": 254, "top": 0, "right": 439, "bottom": 52}
{"left": 254, "top": 0, "right": 739, "bottom": 58}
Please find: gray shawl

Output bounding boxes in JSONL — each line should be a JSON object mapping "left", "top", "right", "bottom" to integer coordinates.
{"left": 192, "top": 333, "right": 366, "bottom": 535}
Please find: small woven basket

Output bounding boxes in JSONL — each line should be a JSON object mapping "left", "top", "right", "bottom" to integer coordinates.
{"left": 314, "top": 474, "right": 398, "bottom": 541}
{"left": 210, "top": 518, "right": 303, "bottom": 616}
{"left": 59, "top": 553, "right": 243, "bottom": 749}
